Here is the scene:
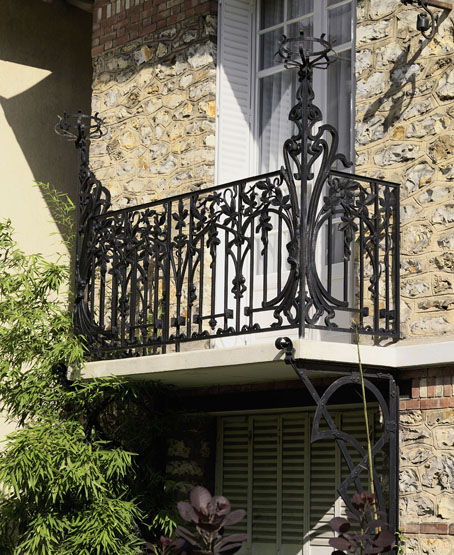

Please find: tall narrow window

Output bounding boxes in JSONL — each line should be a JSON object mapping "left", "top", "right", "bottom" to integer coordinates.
{"left": 256, "top": 0, "right": 354, "bottom": 173}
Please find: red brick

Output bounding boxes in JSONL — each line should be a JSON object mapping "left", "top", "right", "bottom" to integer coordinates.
{"left": 400, "top": 368, "right": 429, "bottom": 380}
{"left": 92, "top": 44, "right": 104, "bottom": 55}
{"left": 449, "top": 523, "right": 454, "bottom": 535}
{"left": 399, "top": 400, "right": 407, "bottom": 410}
{"left": 427, "top": 377, "right": 435, "bottom": 398}
{"left": 440, "top": 396, "right": 454, "bottom": 408}
{"left": 401, "top": 523, "right": 419, "bottom": 534}
{"left": 420, "top": 398, "right": 441, "bottom": 409}
{"left": 404, "top": 399, "right": 420, "bottom": 409}
{"left": 113, "top": 34, "right": 130, "bottom": 46}
{"left": 428, "top": 365, "right": 454, "bottom": 377}
{"left": 420, "top": 523, "right": 448, "bottom": 535}
{"left": 411, "top": 379, "right": 420, "bottom": 399}
{"left": 141, "top": 23, "right": 157, "bottom": 35}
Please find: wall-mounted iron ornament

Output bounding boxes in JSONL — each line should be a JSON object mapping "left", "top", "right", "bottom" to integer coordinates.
{"left": 401, "top": 0, "right": 453, "bottom": 39}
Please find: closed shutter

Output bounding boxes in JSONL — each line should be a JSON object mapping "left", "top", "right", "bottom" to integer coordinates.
{"left": 217, "top": 407, "right": 380, "bottom": 555}
{"left": 216, "top": 0, "right": 253, "bottom": 184}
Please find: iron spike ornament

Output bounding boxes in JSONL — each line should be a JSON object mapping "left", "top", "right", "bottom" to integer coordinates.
{"left": 59, "top": 34, "right": 399, "bottom": 358}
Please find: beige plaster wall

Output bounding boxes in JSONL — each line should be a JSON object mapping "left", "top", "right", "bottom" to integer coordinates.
{"left": 0, "top": 0, "right": 92, "bottom": 257}
{"left": 0, "top": 0, "right": 92, "bottom": 441}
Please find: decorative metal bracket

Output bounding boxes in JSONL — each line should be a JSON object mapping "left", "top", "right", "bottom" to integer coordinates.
{"left": 275, "top": 337, "right": 399, "bottom": 539}
{"left": 56, "top": 112, "right": 113, "bottom": 341}
{"left": 401, "top": 0, "right": 453, "bottom": 39}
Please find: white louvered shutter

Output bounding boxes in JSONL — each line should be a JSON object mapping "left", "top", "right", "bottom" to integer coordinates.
{"left": 216, "top": 0, "right": 254, "bottom": 184}
{"left": 217, "top": 408, "right": 378, "bottom": 555}
{"left": 309, "top": 415, "right": 338, "bottom": 553}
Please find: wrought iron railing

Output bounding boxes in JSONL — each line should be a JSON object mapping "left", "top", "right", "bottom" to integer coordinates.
{"left": 58, "top": 34, "right": 400, "bottom": 359}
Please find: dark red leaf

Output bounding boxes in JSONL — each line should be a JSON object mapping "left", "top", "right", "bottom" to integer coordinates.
{"left": 373, "top": 529, "right": 395, "bottom": 548}
{"left": 329, "top": 536, "right": 356, "bottom": 552}
{"left": 212, "top": 495, "right": 231, "bottom": 516}
{"left": 330, "top": 517, "right": 351, "bottom": 533}
{"left": 222, "top": 509, "right": 246, "bottom": 527}
{"left": 218, "top": 533, "right": 248, "bottom": 546}
{"left": 190, "top": 486, "right": 213, "bottom": 515}
{"left": 176, "top": 525, "right": 199, "bottom": 547}
{"left": 177, "top": 501, "right": 199, "bottom": 523}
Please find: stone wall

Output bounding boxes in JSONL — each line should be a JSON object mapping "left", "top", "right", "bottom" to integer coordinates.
{"left": 90, "top": 11, "right": 217, "bottom": 210}
{"left": 356, "top": 0, "right": 454, "bottom": 340}
{"left": 165, "top": 415, "right": 216, "bottom": 497}
{"left": 400, "top": 368, "right": 454, "bottom": 553}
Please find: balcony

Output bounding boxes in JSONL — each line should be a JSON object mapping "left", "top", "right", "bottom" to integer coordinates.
{"left": 60, "top": 35, "right": 400, "bottom": 362}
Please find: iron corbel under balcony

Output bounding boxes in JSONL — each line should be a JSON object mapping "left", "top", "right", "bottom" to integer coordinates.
{"left": 57, "top": 34, "right": 400, "bottom": 360}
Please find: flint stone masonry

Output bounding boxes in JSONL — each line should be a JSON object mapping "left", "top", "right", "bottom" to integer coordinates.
{"left": 400, "top": 372, "right": 454, "bottom": 550}
{"left": 356, "top": 0, "right": 454, "bottom": 340}
{"left": 90, "top": 15, "right": 217, "bottom": 210}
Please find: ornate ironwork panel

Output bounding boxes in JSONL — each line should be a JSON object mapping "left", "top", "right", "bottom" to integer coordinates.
{"left": 276, "top": 337, "right": 399, "bottom": 544}
{"left": 59, "top": 34, "right": 400, "bottom": 358}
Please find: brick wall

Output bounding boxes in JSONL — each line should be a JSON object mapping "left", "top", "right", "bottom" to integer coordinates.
{"left": 92, "top": 0, "right": 217, "bottom": 54}
{"left": 399, "top": 366, "right": 454, "bottom": 554}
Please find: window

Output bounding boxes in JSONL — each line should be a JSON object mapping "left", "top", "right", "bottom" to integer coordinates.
{"left": 216, "top": 407, "right": 382, "bottom": 555}
{"left": 215, "top": 0, "right": 356, "bottom": 335}
{"left": 216, "top": 0, "right": 355, "bottom": 182}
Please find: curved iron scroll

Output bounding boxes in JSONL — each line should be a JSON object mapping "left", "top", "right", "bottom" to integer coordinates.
{"left": 276, "top": 337, "right": 399, "bottom": 539}
{"left": 56, "top": 112, "right": 112, "bottom": 340}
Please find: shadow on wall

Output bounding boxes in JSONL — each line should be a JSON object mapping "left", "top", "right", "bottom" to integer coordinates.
{"left": 0, "top": 0, "right": 92, "bottom": 247}
{"left": 362, "top": 11, "right": 450, "bottom": 131}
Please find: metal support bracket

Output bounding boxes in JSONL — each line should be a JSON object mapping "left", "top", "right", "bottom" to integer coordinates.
{"left": 276, "top": 337, "right": 399, "bottom": 543}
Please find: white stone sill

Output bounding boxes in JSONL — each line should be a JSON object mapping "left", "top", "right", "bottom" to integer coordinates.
{"left": 81, "top": 335, "right": 454, "bottom": 388}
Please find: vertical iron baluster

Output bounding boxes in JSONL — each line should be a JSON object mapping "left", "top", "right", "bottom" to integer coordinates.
{"left": 373, "top": 181, "right": 380, "bottom": 333}
{"left": 236, "top": 183, "right": 242, "bottom": 332}
{"left": 299, "top": 63, "right": 309, "bottom": 338}
{"left": 111, "top": 227, "right": 118, "bottom": 347}
{"left": 163, "top": 202, "right": 172, "bottom": 354}
{"left": 120, "top": 212, "right": 128, "bottom": 350}
{"left": 224, "top": 212, "right": 229, "bottom": 331}
{"left": 359, "top": 204, "right": 364, "bottom": 331}
{"left": 153, "top": 219, "right": 160, "bottom": 354}
{"left": 210, "top": 213, "right": 217, "bottom": 331}
{"left": 248, "top": 212, "right": 255, "bottom": 329}
{"left": 277, "top": 209, "right": 282, "bottom": 295}
{"left": 388, "top": 377, "right": 399, "bottom": 535}
{"left": 394, "top": 187, "right": 400, "bottom": 338}
{"left": 262, "top": 207, "right": 268, "bottom": 306}
{"left": 198, "top": 235, "right": 204, "bottom": 336}
{"left": 99, "top": 257, "right": 106, "bottom": 329}
{"left": 187, "top": 195, "right": 195, "bottom": 340}
{"left": 129, "top": 225, "right": 138, "bottom": 345}
{"left": 142, "top": 251, "right": 149, "bottom": 355}
{"left": 343, "top": 229, "right": 349, "bottom": 304}
{"left": 327, "top": 214, "right": 333, "bottom": 297}
{"left": 384, "top": 188, "right": 390, "bottom": 332}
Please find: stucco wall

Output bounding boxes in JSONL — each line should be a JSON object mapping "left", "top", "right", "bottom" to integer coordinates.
{"left": 356, "top": 0, "right": 454, "bottom": 342}
{"left": 0, "top": 0, "right": 92, "bottom": 441}
{"left": 0, "top": 0, "right": 92, "bottom": 257}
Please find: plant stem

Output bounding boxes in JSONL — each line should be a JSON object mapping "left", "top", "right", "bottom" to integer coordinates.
{"left": 355, "top": 326, "right": 377, "bottom": 521}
